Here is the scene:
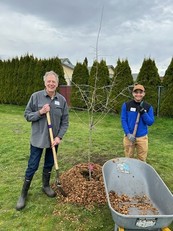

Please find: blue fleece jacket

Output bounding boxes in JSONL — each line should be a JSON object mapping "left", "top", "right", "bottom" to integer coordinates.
{"left": 121, "top": 100, "right": 154, "bottom": 137}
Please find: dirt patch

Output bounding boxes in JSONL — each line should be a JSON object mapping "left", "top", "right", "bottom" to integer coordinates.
{"left": 53, "top": 163, "right": 107, "bottom": 207}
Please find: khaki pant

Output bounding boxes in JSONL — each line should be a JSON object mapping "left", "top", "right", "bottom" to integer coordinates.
{"left": 123, "top": 135, "right": 148, "bottom": 162}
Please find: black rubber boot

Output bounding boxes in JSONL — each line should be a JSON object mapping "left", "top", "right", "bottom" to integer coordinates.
{"left": 42, "top": 170, "right": 56, "bottom": 197}
{"left": 16, "top": 179, "right": 31, "bottom": 211}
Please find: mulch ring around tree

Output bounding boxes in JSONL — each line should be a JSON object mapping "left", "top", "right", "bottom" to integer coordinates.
{"left": 52, "top": 163, "right": 107, "bottom": 208}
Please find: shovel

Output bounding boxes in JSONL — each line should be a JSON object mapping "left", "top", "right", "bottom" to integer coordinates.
{"left": 46, "top": 111, "right": 67, "bottom": 197}
{"left": 133, "top": 112, "right": 140, "bottom": 137}
{"left": 128, "top": 112, "right": 140, "bottom": 156}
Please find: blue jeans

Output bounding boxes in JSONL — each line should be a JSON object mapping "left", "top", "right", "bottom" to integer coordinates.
{"left": 25, "top": 144, "right": 58, "bottom": 180}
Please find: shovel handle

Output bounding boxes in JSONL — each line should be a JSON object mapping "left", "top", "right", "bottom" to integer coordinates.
{"left": 133, "top": 112, "right": 140, "bottom": 137}
{"left": 46, "top": 112, "right": 59, "bottom": 170}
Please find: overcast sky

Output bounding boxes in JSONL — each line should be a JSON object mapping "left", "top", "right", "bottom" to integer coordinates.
{"left": 0, "top": 0, "right": 173, "bottom": 75}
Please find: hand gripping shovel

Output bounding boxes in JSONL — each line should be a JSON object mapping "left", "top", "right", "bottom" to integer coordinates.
{"left": 46, "top": 111, "right": 67, "bottom": 197}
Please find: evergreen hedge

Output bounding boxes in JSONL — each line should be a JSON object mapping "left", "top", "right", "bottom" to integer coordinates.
{"left": 0, "top": 55, "right": 66, "bottom": 105}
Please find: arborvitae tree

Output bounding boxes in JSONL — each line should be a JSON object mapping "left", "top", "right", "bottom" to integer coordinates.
{"left": 160, "top": 87, "right": 173, "bottom": 117}
{"left": 32, "top": 58, "right": 46, "bottom": 93}
{"left": 88, "top": 60, "right": 110, "bottom": 112}
{"left": 109, "top": 59, "right": 134, "bottom": 113}
{"left": 0, "top": 59, "right": 3, "bottom": 102}
{"left": 25, "top": 55, "right": 37, "bottom": 100}
{"left": 9, "top": 57, "right": 20, "bottom": 104}
{"left": 50, "top": 57, "right": 66, "bottom": 86}
{"left": 16, "top": 55, "right": 28, "bottom": 104}
{"left": 71, "top": 61, "right": 89, "bottom": 109}
{"left": 161, "top": 57, "right": 173, "bottom": 87}
{"left": 160, "top": 58, "right": 173, "bottom": 117}
{"left": 88, "top": 60, "right": 98, "bottom": 87}
{"left": 3, "top": 59, "right": 11, "bottom": 104}
{"left": 83, "top": 57, "right": 88, "bottom": 67}
{"left": 0, "top": 60, "right": 6, "bottom": 103}
{"left": 136, "top": 58, "right": 161, "bottom": 114}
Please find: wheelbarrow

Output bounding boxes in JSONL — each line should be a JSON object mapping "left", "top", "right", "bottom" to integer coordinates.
{"left": 102, "top": 158, "right": 173, "bottom": 231}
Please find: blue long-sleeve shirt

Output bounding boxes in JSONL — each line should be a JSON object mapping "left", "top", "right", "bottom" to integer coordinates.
{"left": 121, "top": 100, "right": 154, "bottom": 137}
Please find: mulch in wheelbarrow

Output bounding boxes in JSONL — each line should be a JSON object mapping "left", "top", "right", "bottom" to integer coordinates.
{"left": 109, "top": 191, "right": 159, "bottom": 215}
{"left": 52, "top": 163, "right": 107, "bottom": 208}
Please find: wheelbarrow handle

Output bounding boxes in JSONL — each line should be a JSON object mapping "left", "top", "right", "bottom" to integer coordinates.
{"left": 46, "top": 111, "right": 59, "bottom": 170}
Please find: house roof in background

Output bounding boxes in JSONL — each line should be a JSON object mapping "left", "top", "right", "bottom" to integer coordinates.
{"left": 60, "top": 58, "right": 74, "bottom": 69}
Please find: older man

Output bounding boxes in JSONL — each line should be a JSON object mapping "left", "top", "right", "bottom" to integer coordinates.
{"left": 16, "top": 71, "right": 69, "bottom": 210}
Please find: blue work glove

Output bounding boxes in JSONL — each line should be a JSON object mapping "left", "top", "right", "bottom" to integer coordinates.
{"left": 138, "top": 101, "right": 146, "bottom": 115}
{"left": 127, "top": 133, "right": 136, "bottom": 142}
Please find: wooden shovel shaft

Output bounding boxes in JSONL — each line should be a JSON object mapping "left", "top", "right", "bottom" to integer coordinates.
{"left": 46, "top": 111, "right": 59, "bottom": 170}
{"left": 46, "top": 111, "right": 67, "bottom": 197}
{"left": 128, "top": 112, "right": 140, "bottom": 157}
{"left": 133, "top": 112, "right": 140, "bottom": 137}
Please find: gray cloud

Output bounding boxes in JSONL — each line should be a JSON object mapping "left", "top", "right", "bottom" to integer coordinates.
{"left": 0, "top": 0, "right": 173, "bottom": 75}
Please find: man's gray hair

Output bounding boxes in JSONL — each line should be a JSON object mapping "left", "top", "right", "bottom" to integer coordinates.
{"left": 43, "top": 71, "right": 59, "bottom": 83}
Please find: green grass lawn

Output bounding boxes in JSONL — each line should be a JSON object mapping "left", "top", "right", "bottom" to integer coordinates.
{"left": 0, "top": 104, "right": 173, "bottom": 231}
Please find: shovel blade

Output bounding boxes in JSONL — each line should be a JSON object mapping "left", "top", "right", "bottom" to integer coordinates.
{"left": 55, "top": 180, "right": 67, "bottom": 197}
{"left": 55, "top": 170, "right": 67, "bottom": 197}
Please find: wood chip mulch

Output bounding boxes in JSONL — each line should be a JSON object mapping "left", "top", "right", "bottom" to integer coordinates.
{"left": 52, "top": 163, "right": 159, "bottom": 216}
{"left": 109, "top": 191, "right": 159, "bottom": 215}
{"left": 52, "top": 163, "right": 107, "bottom": 207}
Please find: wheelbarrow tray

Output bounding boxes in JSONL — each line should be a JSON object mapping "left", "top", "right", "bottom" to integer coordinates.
{"left": 102, "top": 158, "right": 173, "bottom": 230}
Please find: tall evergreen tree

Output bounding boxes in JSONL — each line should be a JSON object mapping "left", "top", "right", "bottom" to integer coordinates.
{"left": 162, "top": 57, "right": 173, "bottom": 87}
{"left": 160, "top": 87, "right": 173, "bottom": 117}
{"left": 0, "top": 59, "right": 3, "bottom": 102}
{"left": 3, "top": 59, "right": 11, "bottom": 104}
{"left": 10, "top": 57, "right": 20, "bottom": 104}
{"left": 50, "top": 57, "right": 66, "bottom": 86}
{"left": 0, "top": 59, "right": 6, "bottom": 103}
{"left": 109, "top": 59, "right": 134, "bottom": 113}
{"left": 71, "top": 61, "right": 89, "bottom": 109}
{"left": 83, "top": 57, "right": 88, "bottom": 67}
{"left": 16, "top": 54, "right": 36, "bottom": 105}
{"left": 32, "top": 58, "right": 46, "bottom": 93}
{"left": 88, "top": 60, "right": 110, "bottom": 112}
{"left": 160, "top": 58, "right": 173, "bottom": 116}
{"left": 136, "top": 58, "right": 161, "bottom": 114}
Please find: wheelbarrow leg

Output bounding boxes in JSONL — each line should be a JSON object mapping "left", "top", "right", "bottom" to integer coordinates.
{"left": 162, "top": 228, "right": 171, "bottom": 231}
{"left": 114, "top": 225, "right": 171, "bottom": 231}
{"left": 114, "top": 224, "right": 124, "bottom": 231}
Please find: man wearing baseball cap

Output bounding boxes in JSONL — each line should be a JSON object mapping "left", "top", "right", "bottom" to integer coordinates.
{"left": 121, "top": 83, "right": 154, "bottom": 161}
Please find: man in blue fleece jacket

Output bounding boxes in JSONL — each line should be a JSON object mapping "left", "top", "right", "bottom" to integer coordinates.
{"left": 121, "top": 84, "right": 154, "bottom": 161}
